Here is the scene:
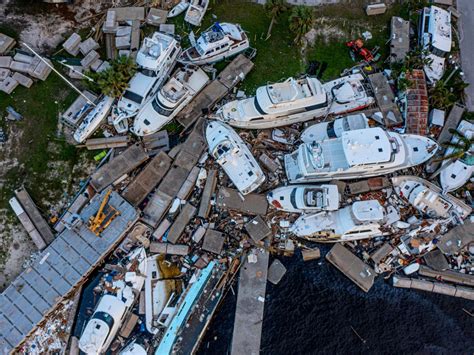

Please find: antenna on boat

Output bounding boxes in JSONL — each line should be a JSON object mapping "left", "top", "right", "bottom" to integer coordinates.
{"left": 21, "top": 42, "right": 96, "bottom": 107}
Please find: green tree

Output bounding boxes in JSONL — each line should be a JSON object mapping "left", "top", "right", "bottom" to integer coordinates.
{"left": 429, "top": 80, "right": 457, "bottom": 110}
{"left": 85, "top": 55, "right": 137, "bottom": 98}
{"left": 435, "top": 128, "right": 474, "bottom": 162}
{"left": 264, "top": 0, "right": 288, "bottom": 40}
{"left": 289, "top": 5, "right": 314, "bottom": 45}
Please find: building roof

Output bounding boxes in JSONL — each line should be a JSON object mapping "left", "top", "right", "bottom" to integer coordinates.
{"left": 404, "top": 70, "right": 429, "bottom": 135}
{"left": 390, "top": 17, "right": 410, "bottom": 63}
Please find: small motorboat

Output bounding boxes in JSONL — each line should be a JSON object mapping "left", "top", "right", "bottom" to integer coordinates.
{"left": 168, "top": 0, "right": 189, "bottom": 18}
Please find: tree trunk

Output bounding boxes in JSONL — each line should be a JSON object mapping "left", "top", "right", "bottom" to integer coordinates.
{"left": 265, "top": 16, "right": 275, "bottom": 40}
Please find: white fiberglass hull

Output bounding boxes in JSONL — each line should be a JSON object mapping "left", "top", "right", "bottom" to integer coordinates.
{"left": 73, "top": 96, "right": 114, "bottom": 143}
{"left": 168, "top": 1, "right": 189, "bottom": 18}
{"left": 179, "top": 45, "right": 248, "bottom": 66}
{"left": 440, "top": 160, "right": 474, "bottom": 192}
{"left": 392, "top": 175, "right": 472, "bottom": 219}
{"left": 145, "top": 256, "right": 169, "bottom": 334}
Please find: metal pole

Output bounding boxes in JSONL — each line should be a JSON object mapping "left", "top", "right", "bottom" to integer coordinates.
{"left": 57, "top": 60, "right": 95, "bottom": 82}
{"left": 21, "top": 42, "right": 96, "bottom": 106}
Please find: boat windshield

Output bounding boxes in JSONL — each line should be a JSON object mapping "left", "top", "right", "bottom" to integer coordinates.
{"left": 92, "top": 311, "right": 115, "bottom": 329}
{"left": 123, "top": 90, "right": 143, "bottom": 105}
{"left": 461, "top": 154, "right": 474, "bottom": 166}
{"left": 430, "top": 45, "right": 448, "bottom": 57}
{"left": 152, "top": 98, "right": 174, "bottom": 117}
{"left": 212, "top": 140, "right": 233, "bottom": 159}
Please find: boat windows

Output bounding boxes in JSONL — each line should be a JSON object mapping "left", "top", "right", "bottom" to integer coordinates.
{"left": 123, "top": 91, "right": 143, "bottom": 105}
{"left": 142, "top": 69, "right": 157, "bottom": 77}
{"left": 253, "top": 97, "right": 267, "bottom": 115}
{"left": 144, "top": 119, "right": 150, "bottom": 126}
{"left": 248, "top": 171, "right": 254, "bottom": 177}
{"left": 304, "top": 99, "right": 329, "bottom": 112}
{"left": 326, "top": 121, "right": 337, "bottom": 138}
{"left": 92, "top": 311, "right": 115, "bottom": 330}
{"left": 430, "top": 45, "right": 447, "bottom": 58}
{"left": 250, "top": 117, "right": 265, "bottom": 121}
{"left": 152, "top": 98, "right": 174, "bottom": 117}
{"left": 290, "top": 190, "right": 298, "bottom": 208}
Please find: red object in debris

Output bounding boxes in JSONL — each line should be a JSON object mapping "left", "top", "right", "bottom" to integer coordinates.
{"left": 271, "top": 200, "right": 283, "bottom": 209}
{"left": 346, "top": 38, "right": 375, "bottom": 62}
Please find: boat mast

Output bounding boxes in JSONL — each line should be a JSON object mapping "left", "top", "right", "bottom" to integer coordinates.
{"left": 22, "top": 42, "right": 96, "bottom": 106}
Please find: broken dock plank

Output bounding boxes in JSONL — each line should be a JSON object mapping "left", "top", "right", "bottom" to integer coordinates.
{"left": 216, "top": 187, "right": 268, "bottom": 215}
{"left": 198, "top": 169, "right": 217, "bottom": 218}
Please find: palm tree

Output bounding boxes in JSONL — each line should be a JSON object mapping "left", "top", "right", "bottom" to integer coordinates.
{"left": 85, "top": 55, "right": 137, "bottom": 98}
{"left": 264, "top": 0, "right": 288, "bottom": 40}
{"left": 289, "top": 5, "right": 314, "bottom": 45}
{"left": 429, "top": 80, "right": 457, "bottom": 111}
{"left": 436, "top": 128, "right": 474, "bottom": 162}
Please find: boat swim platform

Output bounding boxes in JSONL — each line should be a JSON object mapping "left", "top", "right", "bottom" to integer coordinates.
{"left": 0, "top": 190, "right": 138, "bottom": 353}
{"left": 90, "top": 143, "right": 149, "bottom": 192}
{"left": 231, "top": 248, "right": 269, "bottom": 355}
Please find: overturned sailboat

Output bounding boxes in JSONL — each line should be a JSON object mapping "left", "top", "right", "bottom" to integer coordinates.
{"left": 132, "top": 66, "right": 209, "bottom": 136}
{"left": 285, "top": 127, "right": 438, "bottom": 183}
{"left": 179, "top": 22, "right": 249, "bottom": 65}
{"left": 392, "top": 175, "right": 472, "bottom": 219}
{"left": 206, "top": 121, "right": 265, "bottom": 195}
{"left": 216, "top": 74, "right": 374, "bottom": 129}
{"left": 290, "top": 200, "right": 386, "bottom": 242}
{"left": 267, "top": 184, "right": 339, "bottom": 213}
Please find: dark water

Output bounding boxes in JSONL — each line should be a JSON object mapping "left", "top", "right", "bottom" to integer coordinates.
{"left": 198, "top": 246, "right": 474, "bottom": 355}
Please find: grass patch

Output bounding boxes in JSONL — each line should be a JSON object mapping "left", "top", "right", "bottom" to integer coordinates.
{"left": 0, "top": 67, "right": 80, "bottom": 211}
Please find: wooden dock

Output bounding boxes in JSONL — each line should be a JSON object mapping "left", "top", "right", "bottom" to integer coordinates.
{"left": 231, "top": 248, "right": 269, "bottom": 355}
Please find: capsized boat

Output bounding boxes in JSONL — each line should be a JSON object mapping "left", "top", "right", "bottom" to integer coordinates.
{"left": 285, "top": 127, "right": 438, "bottom": 183}
{"left": 73, "top": 96, "right": 114, "bottom": 143}
{"left": 215, "top": 74, "right": 374, "bottom": 129}
{"left": 290, "top": 200, "right": 386, "bottom": 242}
{"left": 267, "top": 184, "right": 339, "bottom": 213}
{"left": 206, "top": 120, "right": 265, "bottom": 195}
{"left": 168, "top": 0, "right": 189, "bottom": 18}
{"left": 392, "top": 175, "right": 472, "bottom": 219}
{"left": 178, "top": 22, "right": 249, "bottom": 65}
{"left": 300, "top": 113, "right": 369, "bottom": 143}
{"left": 439, "top": 120, "right": 474, "bottom": 192}
{"left": 145, "top": 255, "right": 175, "bottom": 334}
{"left": 132, "top": 66, "right": 209, "bottom": 136}
{"left": 184, "top": 0, "right": 208, "bottom": 26}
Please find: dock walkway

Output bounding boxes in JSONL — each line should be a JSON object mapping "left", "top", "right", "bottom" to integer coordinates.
{"left": 231, "top": 248, "right": 269, "bottom": 355}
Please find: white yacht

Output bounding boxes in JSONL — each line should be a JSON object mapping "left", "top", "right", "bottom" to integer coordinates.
{"left": 419, "top": 6, "right": 452, "bottom": 83}
{"left": 145, "top": 255, "right": 175, "bottom": 335}
{"left": 79, "top": 248, "right": 147, "bottom": 354}
{"left": 168, "top": 0, "right": 189, "bottom": 18}
{"left": 285, "top": 127, "right": 438, "bottom": 183}
{"left": 267, "top": 184, "right": 339, "bottom": 213}
{"left": 440, "top": 120, "right": 474, "bottom": 192}
{"left": 392, "top": 175, "right": 472, "bottom": 219}
{"left": 178, "top": 23, "right": 249, "bottom": 65}
{"left": 184, "top": 0, "right": 209, "bottom": 26}
{"left": 78, "top": 294, "right": 127, "bottom": 354}
{"left": 216, "top": 74, "right": 374, "bottom": 129}
{"left": 113, "top": 32, "right": 181, "bottom": 125}
{"left": 300, "top": 113, "right": 369, "bottom": 143}
{"left": 132, "top": 66, "right": 209, "bottom": 136}
{"left": 120, "top": 340, "right": 147, "bottom": 355}
{"left": 116, "top": 72, "right": 164, "bottom": 120}
{"left": 73, "top": 96, "right": 114, "bottom": 143}
{"left": 206, "top": 121, "right": 265, "bottom": 195}
{"left": 136, "top": 31, "right": 181, "bottom": 76}
{"left": 290, "top": 200, "right": 385, "bottom": 242}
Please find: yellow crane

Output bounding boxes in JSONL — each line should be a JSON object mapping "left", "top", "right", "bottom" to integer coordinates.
{"left": 88, "top": 190, "right": 120, "bottom": 236}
